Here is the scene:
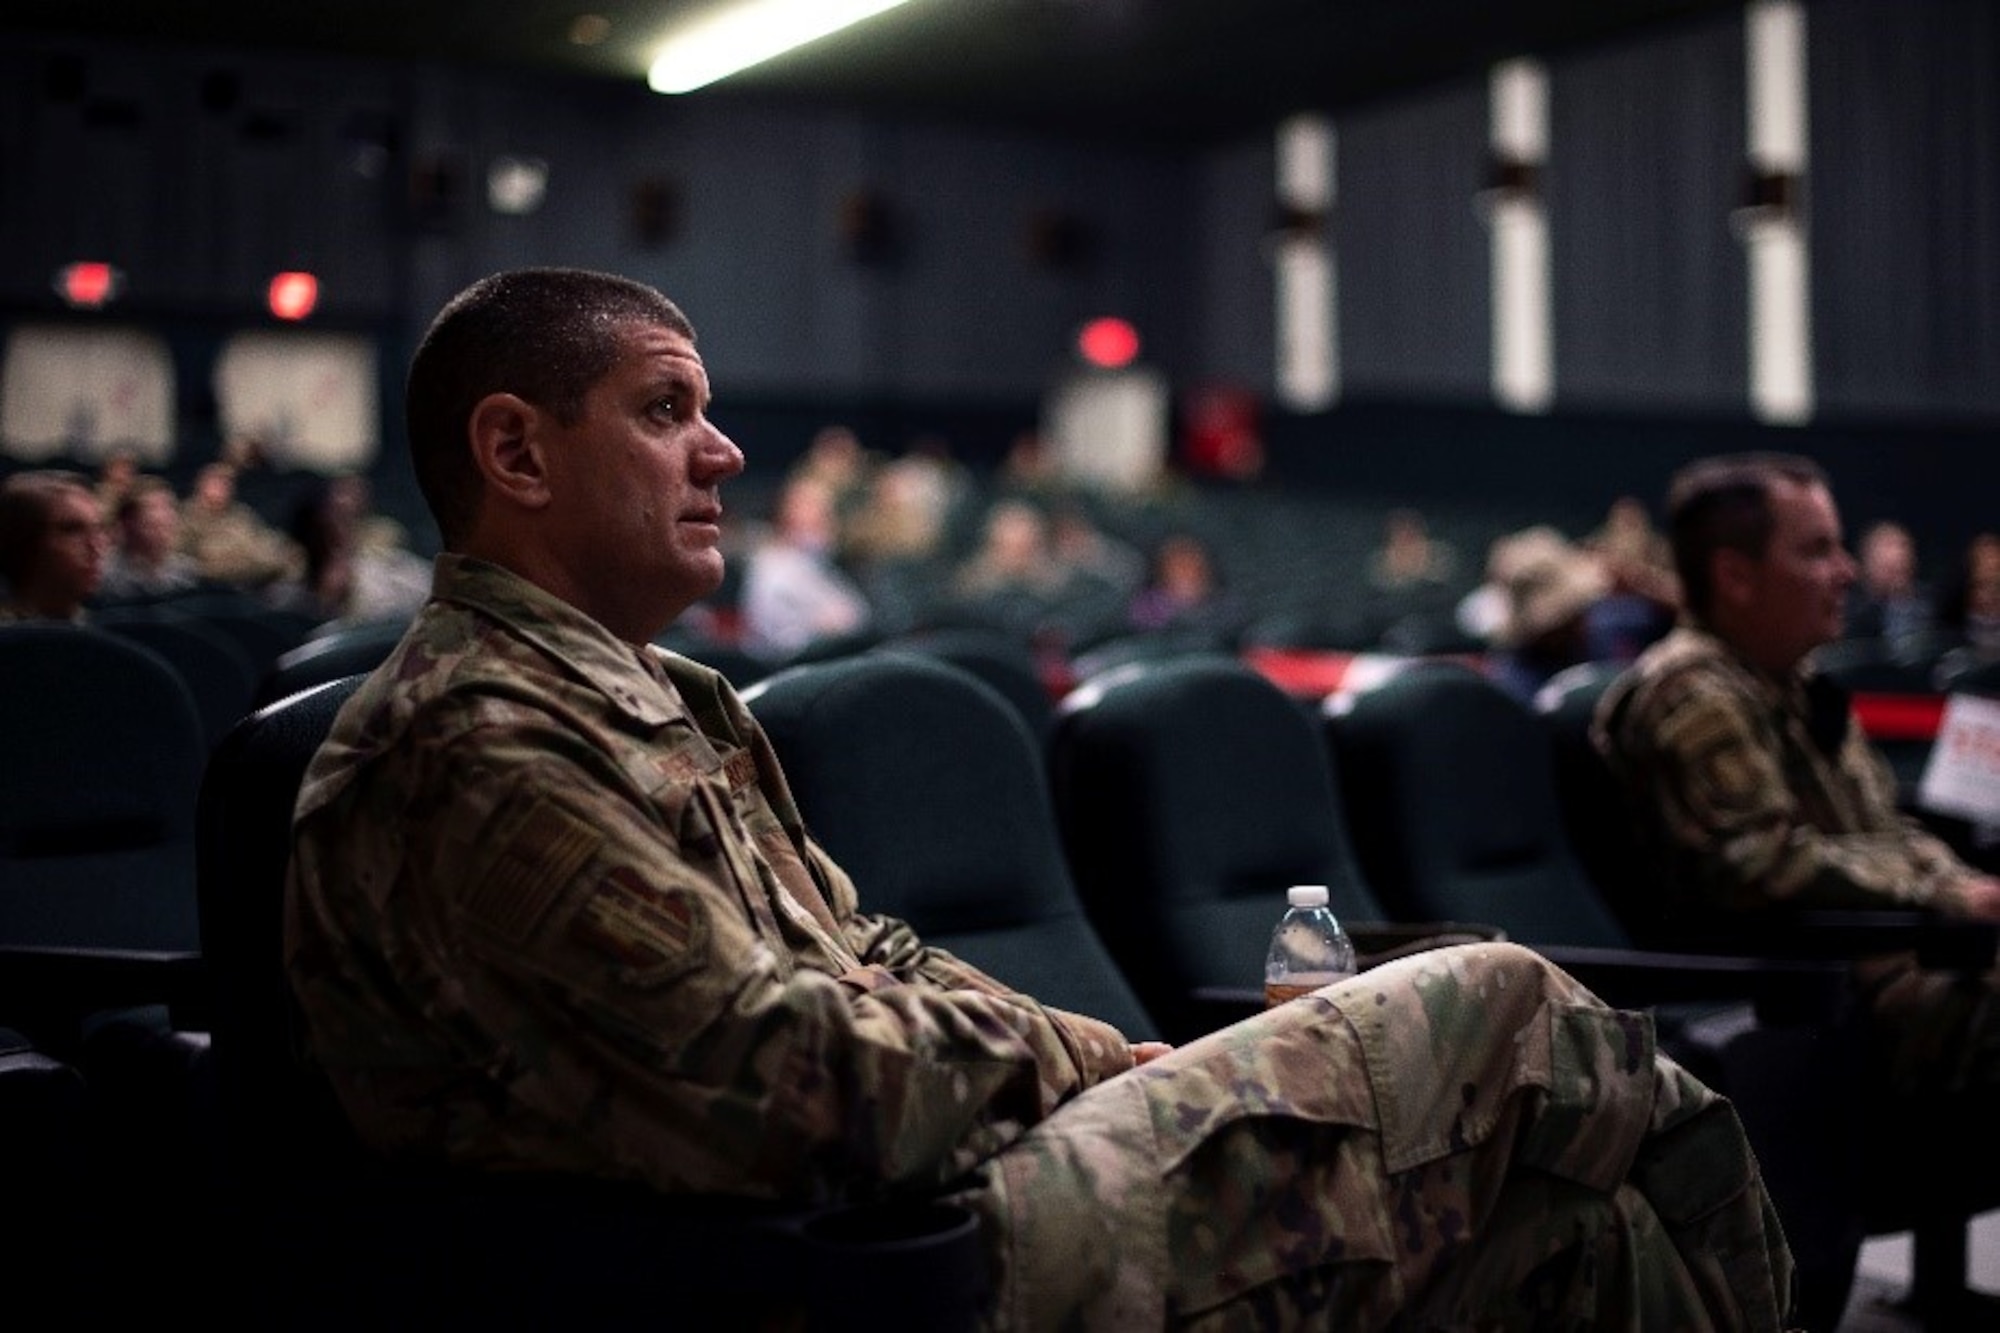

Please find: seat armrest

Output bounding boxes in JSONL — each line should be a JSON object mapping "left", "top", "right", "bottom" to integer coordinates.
{"left": 0, "top": 945, "right": 209, "bottom": 1039}
{"left": 1187, "top": 927, "right": 1512, "bottom": 1033}
{"left": 1347, "top": 920, "right": 1505, "bottom": 967}
{"left": 1705, "top": 910, "right": 1998, "bottom": 973}
{"left": 1532, "top": 944, "right": 1847, "bottom": 1024}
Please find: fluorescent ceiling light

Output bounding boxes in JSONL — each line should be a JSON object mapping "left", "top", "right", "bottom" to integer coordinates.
{"left": 649, "top": 0, "right": 917, "bottom": 94}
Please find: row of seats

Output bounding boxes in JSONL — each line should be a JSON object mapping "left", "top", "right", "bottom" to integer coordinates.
{"left": 747, "top": 650, "right": 1995, "bottom": 1328}
{"left": 3, "top": 621, "right": 1994, "bottom": 1324}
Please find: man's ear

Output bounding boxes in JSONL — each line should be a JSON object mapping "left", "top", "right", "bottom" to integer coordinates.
{"left": 1711, "top": 546, "right": 1755, "bottom": 610}
{"left": 468, "top": 392, "right": 552, "bottom": 512}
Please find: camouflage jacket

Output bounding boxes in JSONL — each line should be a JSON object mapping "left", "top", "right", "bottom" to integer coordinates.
{"left": 286, "top": 554, "right": 1131, "bottom": 1202}
{"left": 1593, "top": 623, "right": 1978, "bottom": 919}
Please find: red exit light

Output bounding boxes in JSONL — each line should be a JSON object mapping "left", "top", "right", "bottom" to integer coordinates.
{"left": 1078, "top": 317, "right": 1140, "bottom": 369}
{"left": 58, "top": 262, "right": 121, "bottom": 309}
{"left": 268, "top": 271, "right": 320, "bottom": 321}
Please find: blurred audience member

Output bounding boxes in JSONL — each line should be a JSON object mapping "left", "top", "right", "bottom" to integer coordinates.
{"left": 843, "top": 456, "right": 952, "bottom": 569}
{"left": 1844, "top": 520, "right": 1934, "bottom": 645}
{"left": 1485, "top": 529, "right": 1609, "bottom": 702}
{"left": 179, "top": 461, "right": 303, "bottom": 589}
{"left": 271, "top": 475, "right": 430, "bottom": 625}
{"left": 1000, "top": 429, "right": 1064, "bottom": 495}
{"left": 1127, "top": 532, "right": 1242, "bottom": 642}
{"left": 1050, "top": 503, "right": 1143, "bottom": 597}
{"left": 1582, "top": 496, "right": 1679, "bottom": 661}
{"left": 956, "top": 500, "right": 1061, "bottom": 600}
{"left": 100, "top": 476, "right": 199, "bottom": 600}
{"left": 792, "top": 424, "right": 878, "bottom": 512}
{"left": 0, "top": 470, "right": 108, "bottom": 622}
{"left": 741, "top": 476, "right": 873, "bottom": 661}
{"left": 948, "top": 500, "right": 1072, "bottom": 641}
{"left": 94, "top": 449, "right": 142, "bottom": 517}
{"left": 1367, "top": 507, "right": 1459, "bottom": 594}
{"left": 1940, "top": 532, "right": 2000, "bottom": 655}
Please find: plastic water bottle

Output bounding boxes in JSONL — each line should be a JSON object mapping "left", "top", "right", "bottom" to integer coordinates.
{"left": 1264, "top": 884, "right": 1357, "bottom": 1007}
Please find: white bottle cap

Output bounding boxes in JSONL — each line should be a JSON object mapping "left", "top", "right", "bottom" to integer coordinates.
{"left": 1287, "top": 884, "right": 1330, "bottom": 908}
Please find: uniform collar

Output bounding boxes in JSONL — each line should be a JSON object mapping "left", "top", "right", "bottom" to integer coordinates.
{"left": 429, "top": 553, "right": 687, "bottom": 729}
{"left": 1679, "top": 617, "right": 1813, "bottom": 711}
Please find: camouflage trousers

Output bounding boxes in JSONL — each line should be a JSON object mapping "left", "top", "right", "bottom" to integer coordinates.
{"left": 958, "top": 942, "right": 1794, "bottom": 1330}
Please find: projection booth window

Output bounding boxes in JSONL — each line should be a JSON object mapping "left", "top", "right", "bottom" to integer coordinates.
{"left": 214, "top": 331, "right": 379, "bottom": 472}
{"left": 0, "top": 324, "right": 176, "bottom": 465}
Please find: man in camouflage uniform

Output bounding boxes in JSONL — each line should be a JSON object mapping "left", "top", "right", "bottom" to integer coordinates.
{"left": 288, "top": 269, "right": 1793, "bottom": 1329}
{"left": 1594, "top": 453, "right": 2000, "bottom": 1301}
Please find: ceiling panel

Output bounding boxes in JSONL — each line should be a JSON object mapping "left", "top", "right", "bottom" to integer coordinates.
{"left": 2, "top": 0, "right": 1745, "bottom": 144}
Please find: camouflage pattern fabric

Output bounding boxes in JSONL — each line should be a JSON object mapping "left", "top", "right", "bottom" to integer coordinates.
{"left": 963, "top": 944, "right": 1793, "bottom": 1329}
{"left": 178, "top": 500, "right": 302, "bottom": 588}
{"left": 1596, "top": 623, "right": 2000, "bottom": 1102}
{"left": 290, "top": 554, "right": 1130, "bottom": 1199}
{"left": 1594, "top": 625, "right": 1980, "bottom": 919}
{"left": 290, "top": 559, "right": 1793, "bottom": 1328}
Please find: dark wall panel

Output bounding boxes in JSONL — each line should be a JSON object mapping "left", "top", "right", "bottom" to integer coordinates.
{"left": 1337, "top": 78, "right": 1490, "bottom": 401}
{"left": 1811, "top": 0, "right": 2000, "bottom": 418}
{"left": 1548, "top": 9, "right": 1746, "bottom": 412}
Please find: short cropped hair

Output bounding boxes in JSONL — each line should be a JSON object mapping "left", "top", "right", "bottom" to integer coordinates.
{"left": 0, "top": 470, "right": 94, "bottom": 585}
{"left": 1665, "top": 453, "right": 1829, "bottom": 618}
{"left": 405, "top": 268, "right": 695, "bottom": 548}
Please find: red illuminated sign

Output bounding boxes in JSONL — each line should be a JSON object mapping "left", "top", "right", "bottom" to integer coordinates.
{"left": 1078, "top": 317, "right": 1140, "bottom": 369}
{"left": 268, "top": 271, "right": 319, "bottom": 321}
{"left": 58, "top": 262, "right": 120, "bottom": 309}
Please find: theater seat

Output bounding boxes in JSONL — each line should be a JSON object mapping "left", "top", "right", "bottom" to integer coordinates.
{"left": 195, "top": 674, "right": 986, "bottom": 1329}
{"left": 1327, "top": 659, "right": 1884, "bottom": 1328}
{"left": 743, "top": 651, "right": 1157, "bottom": 1040}
{"left": 883, "top": 627, "right": 1056, "bottom": 744}
{"left": 1547, "top": 661, "right": 2000, "bottom": 1324}
{"left": 255, "top": 617, "right": 409, "bottom": 706}
{"left": 1048, "top": 656, "right": 1489, "bottom": 1042}
{"left": 0, "top": 625, "right": 208, "bottom": 1059}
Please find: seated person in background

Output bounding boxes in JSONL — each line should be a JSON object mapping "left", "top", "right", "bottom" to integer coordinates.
{"left": 1483, "top": 528, "right": 1608, "bottom": 703}
{"left": 1938, "top": 531, "right": 2000, "bottom": 658}
{"left": 1366, "top": 506, "right": 1459, "bottom": 596}
{"left": 99, "top": 476, "right": 200, "bottom": 600}
{"left": 740, "top": 474, "right": 872, "bottom": 660}
{"left": 949, "top": 498, "right": 1069, "bottom": 633}
{"left": 178, "top": 460, "right": 304, "bottom": 590}
{"left": 287, "top": 269, "right": 1793, "bottom": 1330}
{"left": 841, "top": 454, "right": 949, "bottom": 570}
{"left": 1125, "top": 531, "right": 1242, "bottom": 643}
{"left": 0, "top": 470, "right": 108, "bottom": 622}
{"left": 93, "top": 449, "right": 141, "bottom": 518}
{"left": 1595, "top": 453, "right": 2000, "bottom": 1264}
{"left": 1844, "top": 519, "right": 1934, "bottom": 646}
{"left": 270, "top": 475, "right": 430, "bottom": 626}
{"left": 1582, "top": 495, "right": 1679, "bottom": 662}
{"left": 790, "top": 423, "right": 878, "bottom": 513}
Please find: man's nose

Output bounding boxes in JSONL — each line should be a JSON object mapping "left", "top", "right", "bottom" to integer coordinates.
{"left": 694, "top": 423, "right": 745, "bottom": 481}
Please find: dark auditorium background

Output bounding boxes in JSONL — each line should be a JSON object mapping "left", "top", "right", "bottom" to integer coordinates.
{"left": 5, "top": 2, "right": 2000, "bottom": 1325}
{"left": 3, "top": 0, "right": 1995, "bottom": 554}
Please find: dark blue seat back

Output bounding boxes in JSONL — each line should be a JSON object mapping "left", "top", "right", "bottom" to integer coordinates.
{"left": 745, "top": 652, "right": 1157, "bottom": 1039}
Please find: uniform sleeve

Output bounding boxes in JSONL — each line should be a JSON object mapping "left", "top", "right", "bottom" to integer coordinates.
{"left": 1602, "top": 673, "right": 1980, "bottom": 915}
{"left": 392, "top": 714, "right": 1116, "bottom": 1201}
{"left": 841, "top": 904, "right": 1135, "bottom": 1088}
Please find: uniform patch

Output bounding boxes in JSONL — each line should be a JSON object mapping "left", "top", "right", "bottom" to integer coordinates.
{"left": 464, "top": 798, "right": 603, "bottom": 944}
{"left": 723, "top": 747, "right": 758, "bottom": 792}
{"left": 571, "top": 867, "right": 709, "bottom": 988}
